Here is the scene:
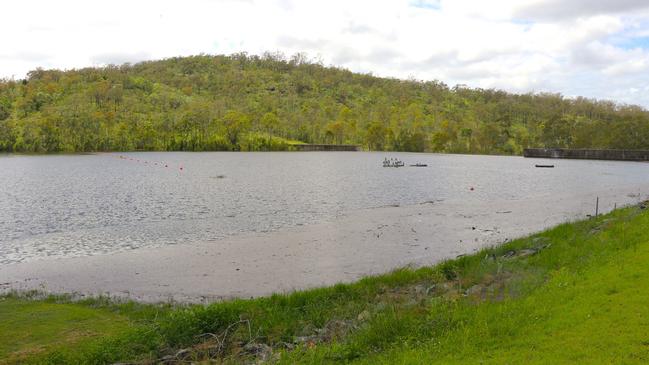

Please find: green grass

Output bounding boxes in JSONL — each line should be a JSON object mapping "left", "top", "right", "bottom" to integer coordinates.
{"left": 0, "top": 297, "right": 131, "bottom": 363}
{"left": 3, "top": 204, "right": 649, "bottom": 364}
{"left": 350, "top": 223, "right": 649, "bottom": 364}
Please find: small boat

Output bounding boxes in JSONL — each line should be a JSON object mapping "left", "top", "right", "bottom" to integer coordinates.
{"left": 535, "top": 164, "right": 555, "bottom": 168}
{"left": 410, "top": 163, "right": 428, "bottom": 167}
{"left": 383, "top": 158, "right": 405, "bottom": 167}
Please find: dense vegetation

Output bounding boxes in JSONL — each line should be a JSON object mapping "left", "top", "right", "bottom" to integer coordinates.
{"left": 3, "top": 203, "right": 649, "bottom": 363}
{"left": 1, "top": 53, "right": 649, "bottom": 153}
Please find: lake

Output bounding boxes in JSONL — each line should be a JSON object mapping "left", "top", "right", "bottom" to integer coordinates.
{"left": 2, "top": 152, "right": 649, "bottom": 265}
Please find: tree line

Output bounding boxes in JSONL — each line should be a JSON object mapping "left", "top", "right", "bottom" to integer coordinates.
{"left": 1, "top": 53, "right": 648, "bottom": 154}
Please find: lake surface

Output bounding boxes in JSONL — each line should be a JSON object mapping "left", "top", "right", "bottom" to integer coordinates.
{"left": 2, "top": 152, "right": 649, "bottom": 265}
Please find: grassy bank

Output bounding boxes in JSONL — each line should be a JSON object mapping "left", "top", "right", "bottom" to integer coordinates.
{"left": 2, "top": 202, "right": 649, "bottom": 364}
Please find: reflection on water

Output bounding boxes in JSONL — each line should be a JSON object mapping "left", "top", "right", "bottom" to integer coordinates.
{"left": 1, "top": 152, "right": 648, "bottom": 264}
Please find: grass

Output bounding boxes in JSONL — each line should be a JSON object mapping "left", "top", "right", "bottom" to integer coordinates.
{"left": 2, "top": 203, "right": 649, "bottom": 364}
{"left": 319, "top": 213, "right": 649, "bottom": 364}
{"left": 0, "top": 297, "right": 132, "bottom": 363}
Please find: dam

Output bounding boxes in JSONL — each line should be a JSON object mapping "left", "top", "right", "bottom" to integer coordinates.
{"left": 524, "top": 148, "right": 649, "bottom": 162}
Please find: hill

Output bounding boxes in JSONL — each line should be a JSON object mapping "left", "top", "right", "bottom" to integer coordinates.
{"left": 1, "top": 53, "right": 648, "bottom": 153}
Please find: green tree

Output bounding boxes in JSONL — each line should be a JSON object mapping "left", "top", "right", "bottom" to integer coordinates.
{"left": 261, "top": 112, "right": 279, "bottom": 147}
{"left": 222, "top": 110, "right": 250, "bottom": 150}
{"left": 366, "top": 122, "right": 386, "bottom": 150}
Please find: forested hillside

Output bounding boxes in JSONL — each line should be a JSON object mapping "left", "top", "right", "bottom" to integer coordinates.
{"left": 1, "top": 53, "right": 648, "bottom": 153}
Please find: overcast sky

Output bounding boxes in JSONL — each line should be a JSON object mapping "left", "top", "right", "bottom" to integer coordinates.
{"left": 3, "top": 0, "right": 649, "bottom": 106}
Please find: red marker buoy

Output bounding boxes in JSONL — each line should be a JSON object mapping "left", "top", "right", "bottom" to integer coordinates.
{"left": 470, "top": 187, "right": 474, "bottom": 191}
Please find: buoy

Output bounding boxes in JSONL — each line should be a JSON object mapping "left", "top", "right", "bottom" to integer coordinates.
{"left": 470, "top": 187, "right": 474, "bottom": 191}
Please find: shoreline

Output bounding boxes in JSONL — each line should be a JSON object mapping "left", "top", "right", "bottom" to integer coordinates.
{"left": 1, "top": 185, "right": 647, "bottom": 303}
{"left": 4, "top": 204, "right": 649, "bottom": 363}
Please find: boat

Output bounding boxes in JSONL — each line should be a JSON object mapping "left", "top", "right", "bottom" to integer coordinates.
{"left": 410, "top": 163, "right": 428, "bottom": 167}
{"left": 383, "top": 158, "right": 405, "bottom": 167}
{"left": 535, "top": 164, "right": 555, "bottom": 168}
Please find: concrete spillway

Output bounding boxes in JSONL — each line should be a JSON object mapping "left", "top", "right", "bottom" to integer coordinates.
{"left": 524, "top": 148, "right": 649, "bottom": 162}
{"left": 293, "top": 144, "right": 360, "bottom": 151}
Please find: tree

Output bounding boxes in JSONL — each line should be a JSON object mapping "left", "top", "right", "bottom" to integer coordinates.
{"left": 222, "top": 110, "right": 250, "bottom": 150}
{"left": 0, "top": 97, "right": 10, "bottom": 120}
{"left": 261, "top": 112, "right": 279, "bottom": 147}
{"left": 325, "top": 121, "right": 345, "bottom": 144}
{"left": 366, "top": 121, "right": 386, "bottom": 150}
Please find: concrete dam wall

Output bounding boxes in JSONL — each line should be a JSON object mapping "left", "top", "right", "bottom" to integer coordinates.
{"left": 524, "top": 148, "right": 649, "bottom": 162}
{"left": 293, "top": 144, "right": 360, "bottom": 151}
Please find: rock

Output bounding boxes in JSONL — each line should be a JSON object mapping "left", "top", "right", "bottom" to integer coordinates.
{"left": 501, "top": 243, "right": 549, "bottom": 260}
{"left": 319, "top": 320, "right": 354, "bottom": 339}
{"left": 589, "top": 228, "right": 601, "bottom": 235}
{"left": 465, "top": 284, "right": 484, "bottom": 297}
{"left": 281, "top": 342, "right": 296, "bottom": 350}
{"left": 177, "top": 348, "right": 191, "bottom": 355}
{"left": 440, "top": 282, "right": 454, "bottom": 291}
{"left": 158, "top": 354, "right": 176, "bottom": 364}
{"left": 407, "top": 283, "right": 435, "bottom": 296}
{"left": 294, "top": 335, "right": 320, "bottom": 345}
{"left": 243, "top": 343, "right": 272, "bottom": 361}
{"left": 516, "top": 248, "right": 538, "bottom": 258}
{"left": 357, "top": 310, "right": 371, "bottom": 322}
{"left": 502, "top": 250, "right": 516, "bottom": 258}
{"left": 443, "top": 290, "right": 462, "bottom": 301}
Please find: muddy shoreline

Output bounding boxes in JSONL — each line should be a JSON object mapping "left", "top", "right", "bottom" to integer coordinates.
{"left": 1, "top": 186, "right": 647, "bottom": 303}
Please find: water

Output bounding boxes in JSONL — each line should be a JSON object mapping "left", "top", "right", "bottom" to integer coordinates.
{"left": 2, "top": 152, "right": 648, "bottom": 264}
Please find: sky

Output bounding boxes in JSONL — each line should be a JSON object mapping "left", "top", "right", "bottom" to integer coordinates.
{"left": 2, "top": 0, "right": 649, "bottom": 107}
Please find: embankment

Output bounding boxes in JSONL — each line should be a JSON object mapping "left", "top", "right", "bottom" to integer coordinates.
{"left": 524, "top": 148, "right": 649, "bottom": 161}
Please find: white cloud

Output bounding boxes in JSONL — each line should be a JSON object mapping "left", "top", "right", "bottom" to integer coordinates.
{"left": 1, "top": 0, "right": 649, "bottom": 107}
{"left": 513, "top": 0, "right": 649, "bottom": 21}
